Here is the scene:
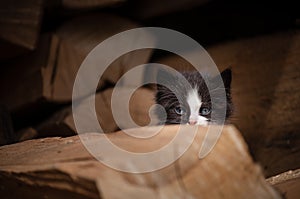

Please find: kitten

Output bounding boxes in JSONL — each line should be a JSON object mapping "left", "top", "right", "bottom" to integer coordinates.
{"left": 155, "top": 69, "right": 233, "bottom": 125}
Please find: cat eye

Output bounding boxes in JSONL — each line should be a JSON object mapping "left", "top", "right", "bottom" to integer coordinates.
{"left": 174, "top": 106, "right": 186, "bottom": 115}
{"left": 199, "top": 107, "right": 211, "bottom": 116}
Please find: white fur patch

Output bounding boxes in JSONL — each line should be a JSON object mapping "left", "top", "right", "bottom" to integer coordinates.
{"left": 187, "top": 88, "right": 208, "bottom": 126}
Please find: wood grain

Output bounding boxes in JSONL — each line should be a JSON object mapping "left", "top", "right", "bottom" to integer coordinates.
{"left": 0, "top": 125, "right": 281, "bottom": 199}
{"left": 0, "top": 14, "right": 153, "bottom": 121}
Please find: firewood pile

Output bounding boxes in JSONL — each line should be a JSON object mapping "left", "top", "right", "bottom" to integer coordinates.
{"left": 0, "top": 0, "right": 299, "bottom": 198}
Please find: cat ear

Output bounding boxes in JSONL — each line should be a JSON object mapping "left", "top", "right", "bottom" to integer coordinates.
{"left": 220, "top": 68, "right": 232, "bottom": 89}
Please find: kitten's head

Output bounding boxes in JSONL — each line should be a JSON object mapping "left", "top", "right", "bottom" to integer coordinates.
{"left": 155, "top": 69, "right": 233, "bottom": 125}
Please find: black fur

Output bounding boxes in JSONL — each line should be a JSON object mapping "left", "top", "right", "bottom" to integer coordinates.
{"left": 155, "top": 69, "right": 233, "bottom": 125}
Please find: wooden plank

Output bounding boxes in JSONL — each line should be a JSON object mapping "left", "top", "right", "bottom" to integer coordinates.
{"left": 0, "top": 0, "right": 43, "bottom": 49}
{"left": 0, "top": 125, "right": 282, "bottom": 199}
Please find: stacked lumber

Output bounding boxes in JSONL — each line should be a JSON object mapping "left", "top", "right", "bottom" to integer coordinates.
{"left": 0, "top": 14, "right": 154, "bottom": 137}
{"left": 0, "top": 125, "right": 282, "bottom": 199}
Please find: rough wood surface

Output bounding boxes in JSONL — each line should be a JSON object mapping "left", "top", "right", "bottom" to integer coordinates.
{"left": 36, "top": 87, "right": 155, "bottom": 136}
{"left": 153, "top": 30, "right": 300, "bottom": 177}
{"left": 0, "top": 0, "right": 43, "bottom": 49}
{"left": 267, "top": 169, "right": 300, "bottom": 199}
{"left": 0, "top": 125, "right": 281, "bottom": 199}
{"left": 52, "top": 13, "right": 153, "bottom": 101}
{"left": 0, "top": 14, "right": 153, "bottom": 112}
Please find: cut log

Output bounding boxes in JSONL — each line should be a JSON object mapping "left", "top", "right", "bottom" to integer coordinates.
{"left": 0, "top": 0, "right": 43, "bottom": 49}
{"left": 0, "top": 125, "right": 281, "bottom": 199}
{"left": 0, "top": 14, "right": 153, "bottom": 125}
{"left": 152, "top": 30, "right": 300, "bottom": 178}
{"left": 0, "top": 34, "right": 63, "bottom": 131}
{"left": 267, "top": 169, "right": 300, "bottom": 199}
{"left": 36, "top": 87, "right": 155, "bottom": 136}
{"left": 52, "top": 13, "right": 153, "bottom": 101}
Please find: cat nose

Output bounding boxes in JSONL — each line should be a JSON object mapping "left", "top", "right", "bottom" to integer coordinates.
{"left": 188, "top": 120, "right": 197, "bottom": 125}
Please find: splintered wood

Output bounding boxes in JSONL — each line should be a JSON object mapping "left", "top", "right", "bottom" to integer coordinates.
{"left": 0, "top": 125, "right": 281, "bottom": 199}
